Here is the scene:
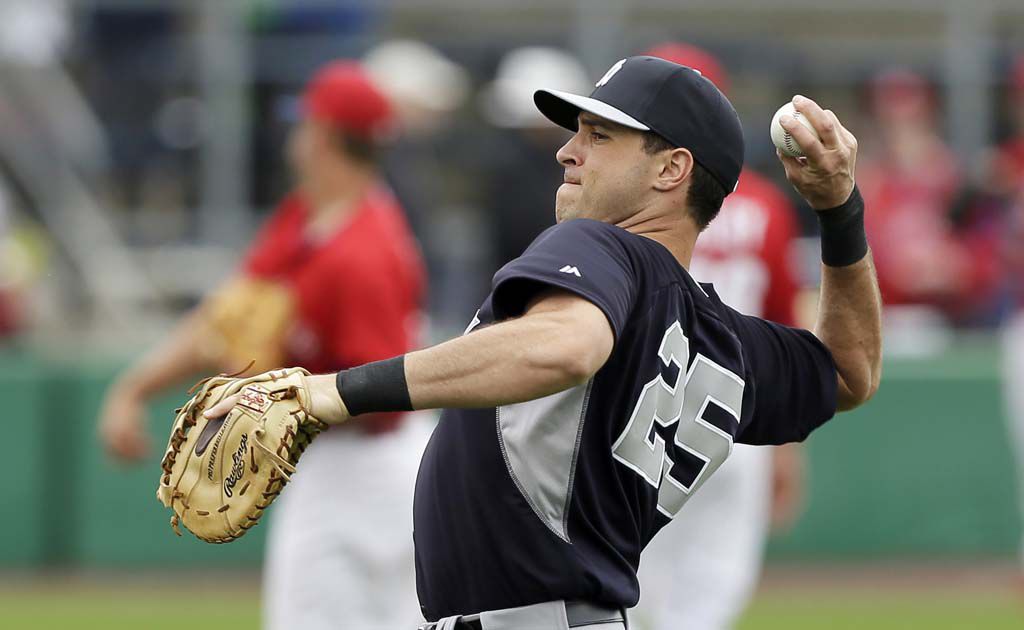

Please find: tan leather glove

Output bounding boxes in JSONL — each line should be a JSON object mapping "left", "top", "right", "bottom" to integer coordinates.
{"left": 156, "top": 367, "right": 326, "bottom": 543}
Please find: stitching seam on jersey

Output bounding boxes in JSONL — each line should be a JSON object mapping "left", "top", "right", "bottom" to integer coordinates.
{"left": 495, "top": 407, "right": 572, "bottom": 543}
{"left": 560, "top": 378, "right": 593, "bottom": 540}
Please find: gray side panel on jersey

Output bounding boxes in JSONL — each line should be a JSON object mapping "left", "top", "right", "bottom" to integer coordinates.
{"left": 497, "top": 380, "right": 592, "bottom": 542}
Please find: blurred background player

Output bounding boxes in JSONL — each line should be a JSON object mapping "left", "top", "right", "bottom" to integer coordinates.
{"left": 97, "top": 61, "right": 426, "bottom": 630}
{"left": 363, "top": 39, "right": 479, "bottom": 336}
{"left": 633, "top": 42, "right": 806, "bottom": 630}
{"left": 858, "top": 68, "right": 1001, "bottom": 333}
{"left": 988, "top": 53, "right": 1024, "bottom": 590}
{"left": 478, "top": 46, "right": 591, "bottom": 267}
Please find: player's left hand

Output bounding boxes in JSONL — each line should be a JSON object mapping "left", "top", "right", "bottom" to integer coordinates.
{"left": 776, "top": 95, "right": 857, "bottom": 210}
{"left": 203, "top": 372, "right": 351, "bottom": 425}
{"left": 98, "top": 385, "right": 151, "bottom": 461}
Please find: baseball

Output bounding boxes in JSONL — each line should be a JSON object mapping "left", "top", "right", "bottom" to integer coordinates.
{"left": 770, "top": 101, "right": 819, "bottom": 158}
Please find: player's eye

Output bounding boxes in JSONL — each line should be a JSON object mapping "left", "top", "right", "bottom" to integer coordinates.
{"left": 590, "top": 131, "right": 608, "bottom": 141}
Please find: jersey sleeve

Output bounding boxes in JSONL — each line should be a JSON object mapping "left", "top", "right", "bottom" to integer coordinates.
{"left": 729, "top": 310, "right": 839, "bottom": 445}
{"left": 489, "top": 219, "right": 638, "bottom": 340}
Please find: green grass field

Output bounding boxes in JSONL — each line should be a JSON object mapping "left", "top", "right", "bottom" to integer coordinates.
{"left": 1, "top": 566, "right": 1020, "bottom": 630}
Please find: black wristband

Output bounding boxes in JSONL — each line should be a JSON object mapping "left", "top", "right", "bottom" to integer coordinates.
{"left": 335, "top": 355, "right": 413, "bottom": 416}
{"left": 816, "top": 186, "right": 868, "bottom": 267}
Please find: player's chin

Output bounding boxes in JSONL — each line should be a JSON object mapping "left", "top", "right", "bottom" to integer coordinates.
{"left": 554, "top": 185, "right": 579, "bottom": 222}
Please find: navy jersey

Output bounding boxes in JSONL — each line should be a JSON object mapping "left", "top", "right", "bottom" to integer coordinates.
{"left": 413, "top": 219, "right": 837, "bottom": 620}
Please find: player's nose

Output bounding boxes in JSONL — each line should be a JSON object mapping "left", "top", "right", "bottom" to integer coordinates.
{"left": 556, "top": 134, "right": 581, "bottom": 168}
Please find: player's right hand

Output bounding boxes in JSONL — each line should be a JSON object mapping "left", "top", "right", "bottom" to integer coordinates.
{"left": 98, "top": 386, "right": 150, "bottom": 461}
{"left": 776, "top": 95, "right": 858, "bottom": 210}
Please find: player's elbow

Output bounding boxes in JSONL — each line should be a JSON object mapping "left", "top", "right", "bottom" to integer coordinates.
{"left": 525, "top": 323, "right": 611, "bottom": 389}
{"left": 835, "top": 361, "right": 881, "bottom": 411}
{"left": 532, "top": 334, "right": 607, "bottom": 388}
{"left": 519, "top": 293, "right": 615, "bottom": 389}
{"left": 561, "top": 341, "right": 607, "bottom": 385}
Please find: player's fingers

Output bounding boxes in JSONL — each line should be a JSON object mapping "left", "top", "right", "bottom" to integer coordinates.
{"left": 792, "top": 95, "right": 841, "bottom": 149}
{"left": 204, "top": 394, "right": 240, "bottom": 420}
{"left": 121, "top": 433, "right": 150, "bottom": 461}
{"left": 775, "top": 149, "right": 806, "bottom": 181}
{"left": 105, "top": 424, "right": 148, "bottom": 462}
{"left": 830, "top": 111, "right": 858, "bottom": 152}
{"left": 779, "top": 114, "right": 826, "bottom": 162}
{"left": 823, "top": 109, "right": 851, "bottom": 145}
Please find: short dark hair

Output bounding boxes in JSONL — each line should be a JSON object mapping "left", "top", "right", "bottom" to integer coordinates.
{"left": 641, "top": 131, "right": 728, "bottom": 230}
{"left": 329, "top": 129, "right": 379, "bottom": 165}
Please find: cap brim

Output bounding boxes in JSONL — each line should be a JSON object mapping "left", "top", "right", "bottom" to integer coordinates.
{"left": 534, "top": 89, "right": 650, "bottom": 132}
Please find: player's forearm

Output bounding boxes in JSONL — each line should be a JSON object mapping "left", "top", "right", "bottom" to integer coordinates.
{"left": 311, "top": 293, "right": 614, "bottom": 423}
{"left": 115, "top": 311, "right": 217, "bottom": 400}
{"left": 405, "top": 312, "right": 598, "bottom": 409}
{"left": 814, "top": 252, "right": 882, "bottom": 410}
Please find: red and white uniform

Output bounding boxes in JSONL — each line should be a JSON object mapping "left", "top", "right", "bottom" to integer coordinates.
{"left": 637, "top": 171, "right": 799, "bottom": 630}
{"left": 243, "top": 188, "right": 424, "bottom": 432}
{"left": 687, "top": 171, "right": 798, "bottom": 326}
{"left": 993, "top": 136, "right": 1024, "bottom": 571}
{"left": 858, "top": 139, "right": 1004, "bottom": 319}
{"left": 250, "top": 188, "right": 430, "bottom": 630}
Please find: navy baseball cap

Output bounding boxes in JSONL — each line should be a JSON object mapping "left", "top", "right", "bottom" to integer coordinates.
{"left": 534, "top": 55, "right": 745, "bottom": 194}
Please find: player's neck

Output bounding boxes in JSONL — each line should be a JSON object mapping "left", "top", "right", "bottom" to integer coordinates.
{"left": 616, "top": 209, "right": 698, "bottom": 270}
{"left": 303, "top": 168, "right": 377, "bottom": 238}
{"left": 306, "top": 167, "right": 376, "bottom": 218}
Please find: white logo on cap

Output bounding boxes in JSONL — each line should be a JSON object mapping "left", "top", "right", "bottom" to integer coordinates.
{"left": 596, "top": 59, "right": 627, "bottom": 88}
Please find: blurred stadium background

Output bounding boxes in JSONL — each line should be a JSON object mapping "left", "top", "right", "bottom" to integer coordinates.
{"left": 2, "top": 0, "right": 1024, "bottom": 628}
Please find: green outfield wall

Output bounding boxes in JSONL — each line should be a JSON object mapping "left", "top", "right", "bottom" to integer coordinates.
{"left": 1, "top": 337, "right": 1019, "bottom": 568}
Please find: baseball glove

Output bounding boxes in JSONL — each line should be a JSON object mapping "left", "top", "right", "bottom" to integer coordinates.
{"left": 156, "top": 367, "right": 327, "bottom": 543}
{"left": 199, "top": 277, "right": 294, "bottom": 373}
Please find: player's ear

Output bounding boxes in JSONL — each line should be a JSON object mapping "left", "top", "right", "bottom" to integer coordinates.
{"left": 653, "top": 147, "right": 694, "bottom": 193}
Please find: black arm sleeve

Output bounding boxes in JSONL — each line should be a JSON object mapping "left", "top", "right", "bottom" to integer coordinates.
{"left": 729, "top": 311, "right": 839, "bottom": 445}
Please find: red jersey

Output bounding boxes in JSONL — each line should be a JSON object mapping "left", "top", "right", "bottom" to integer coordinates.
{"left": 243, "top": 187, "right": 424, "bottom": 431}
{"left": 690, "top": 170, "right": 799, "bottom": 326}
{"left": 992, "top": 139, "right": 1024, "bottom": 307}
{"left": 859, "top": 142, "right": 1002, "bottom": 318}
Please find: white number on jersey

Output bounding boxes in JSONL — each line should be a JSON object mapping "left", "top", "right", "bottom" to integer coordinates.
{"left": 611, "top": 321, "right": 745, "bottom": 518}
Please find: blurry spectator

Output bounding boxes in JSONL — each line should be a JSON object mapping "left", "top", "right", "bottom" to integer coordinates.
{"left": 634, "top": 42, "right": 805, "bottom": 630}
{"left": 479, "top": 47, "right": 590, "bottom": 267}
{"left": 98, "top": 61, "right": 426, "bottom": 630}
{"left": 858, "top": 69, "right": 997, "bottom": 321}
{"left": 364, "top": 39, "right": 480, "bottom": 335}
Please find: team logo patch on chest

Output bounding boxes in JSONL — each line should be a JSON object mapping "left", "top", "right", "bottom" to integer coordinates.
{"left": 238, "top": 385, "right": 272, "bottom": 413}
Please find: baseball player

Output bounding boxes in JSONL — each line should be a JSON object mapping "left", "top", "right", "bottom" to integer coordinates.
{"left": 99, "top": 62, "right": 426, "bottom": 630}
{"left": 209, "top": 55, "right": 881, "bottom": 629}
{"left": 633, "top": 43, "right": 806, "bottom": 630}
{"left": 994, "top": 54, "right": 1024, "bottom": 587}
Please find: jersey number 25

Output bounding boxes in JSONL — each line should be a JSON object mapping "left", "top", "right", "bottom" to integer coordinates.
{"left": 612, "top": 321, "right": 745, "bottom": 518}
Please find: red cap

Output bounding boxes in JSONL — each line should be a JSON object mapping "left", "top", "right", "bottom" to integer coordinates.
{"left": 868, "top": 68, "right": 934, "bottom": 119}
{"left": 642, "top": 42, "right": 729, "bottom": 95}
{"left": 303, "top": 61, "right": 394, "bottom": 139}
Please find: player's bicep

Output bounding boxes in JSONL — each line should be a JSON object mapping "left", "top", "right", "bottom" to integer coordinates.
{"left": 522, "top": 288, "right": 615, "bottom": 377}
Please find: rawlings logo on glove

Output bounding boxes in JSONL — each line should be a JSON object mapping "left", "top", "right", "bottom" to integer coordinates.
{"left": 156, "top": 367, "right": 327, "bottom": 543}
